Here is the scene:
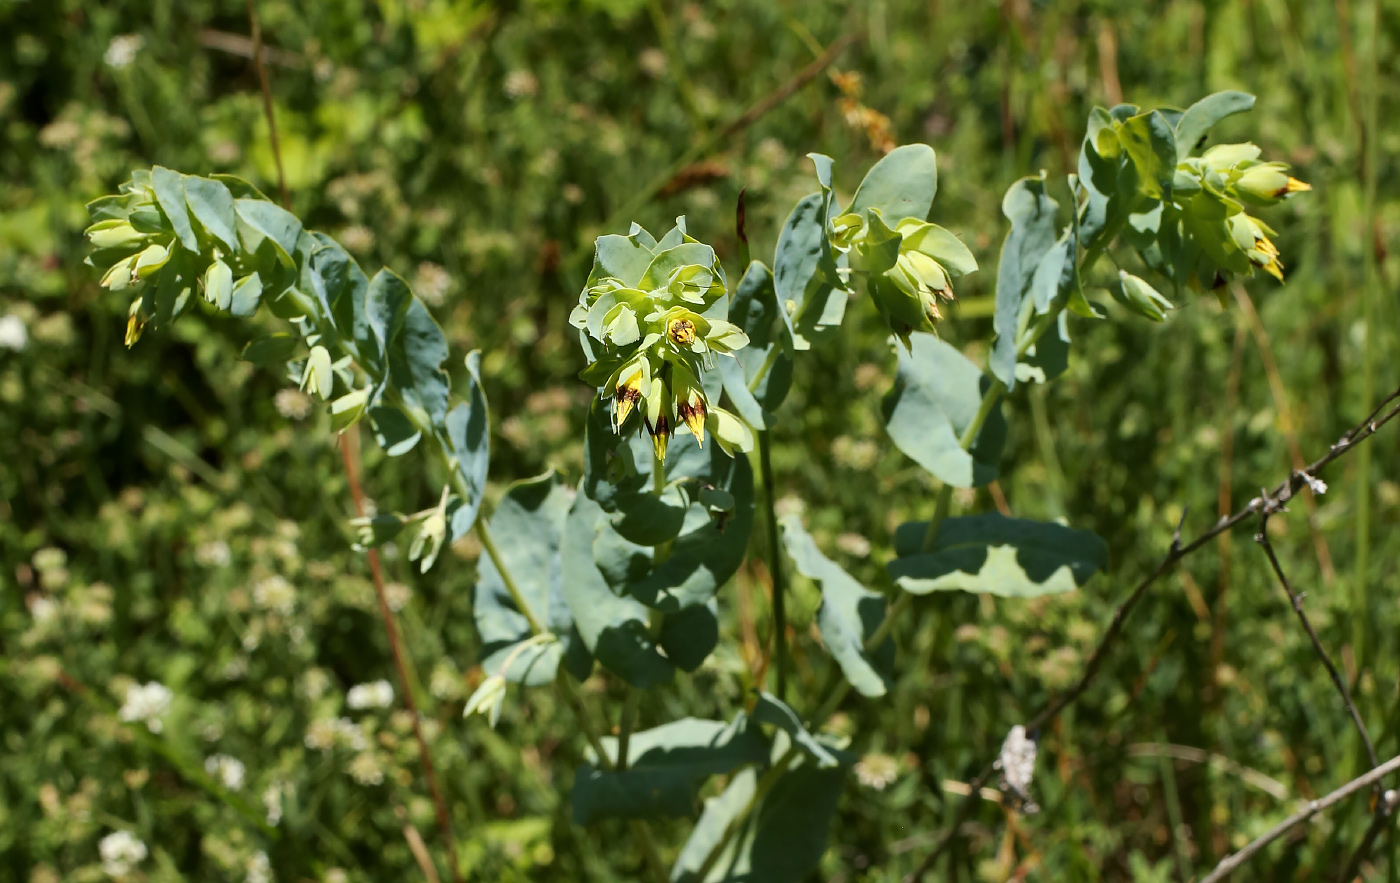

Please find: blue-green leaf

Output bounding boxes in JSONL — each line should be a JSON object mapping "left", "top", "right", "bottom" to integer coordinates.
{"left": 474, "top": 474, "right": 593, "bottom": 686}
{"left": 773, "top": 192, "right": 844, "bottom": 352}
{"left": 882, "top": 333, "right": 1007, "bottom": 488}
{"left": 848, "top": 143, "right": 938, "bottom": 223}
{"left": 572, "top": 715, "right": 769, "bottom": 826}
{"left": 446, "top": 350, "right": 490, "bottom": 540}
{"left": 778, "top": 516, "right": 891, "bottom": 698}
{"left": 239, "top": 332, "right": 298, "bottom": 367}
{"left": 559, "top": 493, "right": 674, "bottom": 689}
{"left": 305, "top": 236, "right": 375, "bottom": 371}
{"left": 234, "top": 198, "right": 303, "bottom": 268}
{"left": 151, "top": 167, "right": 198, "bottom": 252}
{"left": 750, "top": 692, "right": 838, "bottom": 768}
{"left": 1175, "top": 91, "right": 1255, "bottom": 160}
{"left": 182, "top": 176, "right": 240, "bottom": 253}
{"left": 671, "top": 750, "right": 850, "bottom": 883}
{"left": 1116, "top": 111, "right": 1177, "bottom": 200}
{"left": 990, "top": 175, "right": 1059, "bottom": 388}
{"left": 720, "top": 262, "right": 792, "bottom": 430}
{"left": 888, "top": 513, "right": 1108, "bottom": 597}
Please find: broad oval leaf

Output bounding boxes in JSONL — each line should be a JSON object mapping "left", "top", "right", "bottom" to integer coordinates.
{"left": 182, "top": 175, "right": 240, "bottom": 253}
{"left": 151, "top": 167, "right": 198, "bottom": 252}
{"left": 720, "top": 261, "right": 793, "bottom": 430}
{"left": 473, "top": 474, "right": 593, "bottom": 686}
{"left": 559, "top": 492, "right": 675, "bottom": 689}
{"left": 888, "top": 513, "right": 1108, "bottom": 597}
{"left": 990, "top": 174, "right": 1059, "bottom": 388}
{"left": 779, "top": 516, "right": 891, "bottom": 698}
{"left": 773, "top": 193, "right": 844, "bottom": 352}
{"left": 572, "top": 715, "right": 769, "bottom": 826}
{"left": 1175, "top": 91, "right": 1255, "bottom": 161}
{"left": 446, "top": 350, "right": 490, "bottom": 540}
{"left": 882, "top": 333, "right": 1007, "bottom": 488}
{"left": 848, "top": 143, "right": 938, "bottom": 223}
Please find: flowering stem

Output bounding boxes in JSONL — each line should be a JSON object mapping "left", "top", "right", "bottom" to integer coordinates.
{"left": 617, "top": 450, "right": 673, "bottom": 772}
{"left": 758, "top": 431, "right": 789, "bottom": 700}
{"left": 747, "top": 346, "right": 782, "bottom": 395}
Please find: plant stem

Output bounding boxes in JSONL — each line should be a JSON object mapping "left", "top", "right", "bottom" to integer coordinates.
{"left": 244, "top": 0, "right": 289, "bottom": 209}
{"left": 759, "top": 431, "right": 789, "bottom": 700}
{"left": 556, "top": 669, "right": 611, "bottom": 767}
{"left": 618, "top": 450, "right": 673, "bottom": 772}
{"left": 747, "top": 346, "right": 782, "bottom": 395}
{"left": 474, "top": 516, "right": 547, "bottom": 635}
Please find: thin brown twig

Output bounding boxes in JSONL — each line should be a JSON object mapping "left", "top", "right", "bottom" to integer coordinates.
{"left": 903, "top": 385, "right": 1400, "bottom": 882}
{"left": 245, "top": 0, "right": 289, "bottom": 210}
{"left": 242, "top": 5, "right": 461, "bottom": 876}
{"left": 1198, "top": 755, "right": 1400, "bottom": 883}
{"left": 1334, "top": 792, "right": 1398, "bottom": 883}
{"left": 340, "top": 433, "right": 463, "bottom": 883}
{"left": 1254, "top": 509, "right": 1379, "bottom": 772}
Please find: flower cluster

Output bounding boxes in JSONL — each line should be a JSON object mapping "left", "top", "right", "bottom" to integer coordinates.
{"left": 572, "top": 222, "right": 752, "bottom": 459}
{"left": 118, "top": 681, "right": 172, "bottom": 733}
{"left": 830, "top": 211, "right": 978, "bottom": 347}
{"left": 99, "top": 830, "right": 148, "bottom": 877}
{"left": 1172, "top": 142, "right": 1310, "bottom": 282}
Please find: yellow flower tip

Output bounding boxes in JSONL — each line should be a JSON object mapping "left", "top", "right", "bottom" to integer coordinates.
{"left": 678, "top": 400, "right": 706, "bottom": 446}
{"left": 124, "top": 315, "right": 144, "bottom": 348}
{"left": 1283, "top": 177, "right": 1311, "bottom": 195}
{"left": 648, "top": 416, "right": 671, "bottom": 460}
{"left": 1263, "top": 258, "right": 1285, "bottom": 282}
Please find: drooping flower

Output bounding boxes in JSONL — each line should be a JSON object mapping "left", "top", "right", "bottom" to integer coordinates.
{"left": 573, "top": 220, "right": 753, "bottom": 459}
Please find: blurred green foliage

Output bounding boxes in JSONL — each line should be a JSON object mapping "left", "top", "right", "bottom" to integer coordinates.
{"left": 2, "top": 0, "right": 1398, "bottom": 880}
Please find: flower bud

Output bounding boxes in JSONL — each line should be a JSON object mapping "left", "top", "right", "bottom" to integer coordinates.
{"left": 1233, "top": 163, "right": 1311, "bottom": 206}
{"left": 87, "top": 221, "right": 146, "bottom": 249}
{"left": 102, "top": 256, "right": 137, "bottom": 291}
{"left": 204, "top": 259, "right": 233, "bottom": 310}
{"left": 408, "top": 489, "right": 451, "bottom": 573}
{"left": 131, "top": 243, "right": 170, "bottom": 280}
{"left": 1227, "top": 213, "right": 1284, "bottom": 281}
{"left": 1116, "top": 271, "right": 1174, "bottom": 322}
{"left": 672, "top": 364, "right": 708, "bottom": 445}
{"left": 463, "top": 675, "right": 506, "bottom": 729}
{"left": 300, "top": 345, "right": 334, "bottom": 401}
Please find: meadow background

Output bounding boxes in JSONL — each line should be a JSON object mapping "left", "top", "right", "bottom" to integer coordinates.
{"left": 2, "top": 0, "right": 1398, "bottom": 880}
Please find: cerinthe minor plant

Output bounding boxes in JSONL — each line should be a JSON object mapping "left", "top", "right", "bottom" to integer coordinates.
{"left": 84, "top": 91, "right": 1308, "bottom": 880}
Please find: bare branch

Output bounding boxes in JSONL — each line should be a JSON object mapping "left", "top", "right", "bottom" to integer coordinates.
{"left": 1198, "top": 757, "right": 1400, "bottom": 883}
{"left": 902, "top": 386, "right": 1400, "bottom": 883}
{"left": 1254, "top": 509, "right": 1379, "bottom": 771}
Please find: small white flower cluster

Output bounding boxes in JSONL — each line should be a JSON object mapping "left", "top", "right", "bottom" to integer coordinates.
{"left": 854, "top": 753, "right": 899, "bottom": 790}
{"left": 273, "top": 388, "right": 312, "bottom": 421}
{"left": 204, "top": 754, "right": 246, "bottom": 791}
{"left": 0, "top": 314, "right": 27, "bottom": 351}
{"left": 348, "top": 752, "right": 385, "bottom": 786}
{"left": 99, "top": 829, "right": 148, "bottom": 876}
{"left": 263, "top": 782, "right": 284, "bottom": 826}
{"left": 118, "top": 682, "right": 172, "bottom": 733}
{"left": 195, "top": 539, "right": 232, "bottom": 567}
{"left": 305, "top": 716, "right": 368, "bottom": 752}
{"left": 103, "top": 34, "right": 145, "bottom": 70}
{"left": 253, "top": 575, "right": 296, "bottom": 615}
{"left": 246, "top": 850, "right": 272, "bottom": 883}
{"left": 346, "top": 680, "right": 394, "bottom": 710}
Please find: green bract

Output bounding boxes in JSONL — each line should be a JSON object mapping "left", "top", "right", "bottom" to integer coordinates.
{"left": 573, "top": 220, "right": 752, "bottom": 459}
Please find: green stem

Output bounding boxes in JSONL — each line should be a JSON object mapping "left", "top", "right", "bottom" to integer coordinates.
{"left": 475, "top": 517, "right": 547, "bottom": 635}
{"left": 747, "top": 346, "right": 782, "bottom": 395}
{"left": 557, "top": 669, "right": 611, "bottom": 768}
{"left": 618, "top": 451, "right": 674, "bottom": 771}
{"left": 758, "top": 431, "right": 788, "bottom": 700}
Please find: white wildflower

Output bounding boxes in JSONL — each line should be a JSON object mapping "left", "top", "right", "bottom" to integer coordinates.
{"left": 0, "top": 314, "right": 27, "bottom": 351}
{"left": 246, "top": 850, "right": 272, "bottom": 883}
{"left": 253, "top": 575, "right": 295, "bottom": 615}
{"left": 103, "top": 35, "right": 145, "bottom": 70}
{"left": 325, "top": 870, "right": 348, "bottom": 883}
{"left": 835, "top": 532, "right": 872, "bottom": 557}
{"left": 99, "top": 830, "right": 148, "bottom": 876}
{"left": 348, "top": 752, "right": 384, "bottom": 786}
{"left": 263, "top": 782, "right": 284, "bottom": 826}
{"left": 118, "top": 682, "right": 172, "bottom": 733}
{"left": 339, "top": 225, "right": 375, "bottom": 254}
{"left": 854, "top": 753, "right": 899, "bottom": 790}
{"left": 412, "top": 261, "right": 452, "bottom": 307}
{"left": 383, "top": 582, "right": 412, "bottom": 612}
{"left": 503, "top": 69, "right": 538, "bottom": 99}
{"left": 203, "top": 754, "right": 245, "bottom": 790}
{"left": 273, "top": 388, "right": 313, "bottom": 421}
{"left": 195, "top": 540, "right": 231, "bottom": 567}
{"left": 333, "top": 717, "right": 367, "bottom": 751}
{"left": 30, "top": 595, "right": 59, "bottom": 624}
{"left": 304, "top": 718, "right": 337, "bottom": 752}
{"left": 638, "top": 47, "right": 668, "bottom": 78}
{"left": 346, "top": 679, "right": 393, "bottom": 710}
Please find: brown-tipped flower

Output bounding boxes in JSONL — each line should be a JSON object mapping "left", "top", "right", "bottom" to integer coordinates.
{"left": 647, "top": 414, "right": 672, "bottom": 461}
{"left": 677, "top": 398, "right": 706, "bottom": 446}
